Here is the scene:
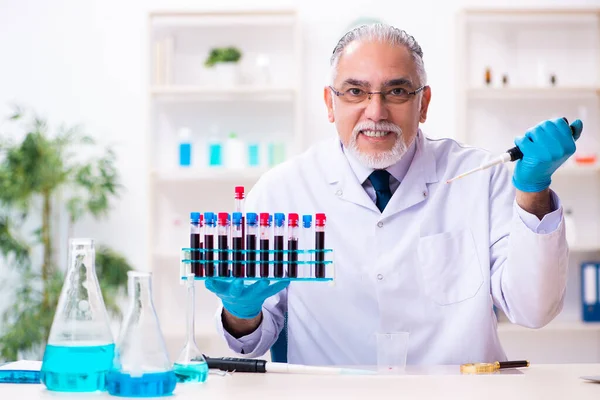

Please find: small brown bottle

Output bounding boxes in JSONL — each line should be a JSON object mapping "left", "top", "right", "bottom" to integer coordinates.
{"left": 485, "top": 67, "right": 491, "bottom": 86}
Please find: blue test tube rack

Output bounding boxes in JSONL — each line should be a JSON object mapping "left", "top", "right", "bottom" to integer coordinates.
{"left": 179, "top": 247, "right": 334, "bottom": 282}
{"left": 180, "top": 211, "right": 334, "bottom": 282}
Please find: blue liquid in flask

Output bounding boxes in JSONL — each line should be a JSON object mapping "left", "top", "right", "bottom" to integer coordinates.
{"left": 107, "top": 370, "right": 177, "bottom": 397}
{"left": 40, "top": 343, "right": 115, "bottom": 392}
{"left": 173, "top": 361, "right": 208, "bottom": 383}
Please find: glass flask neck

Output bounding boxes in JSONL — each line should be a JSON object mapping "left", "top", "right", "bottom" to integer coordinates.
{"left": 68, "top": 238, "right": 96, "bottom": 274}
{"left": 185, "top": 278, "right": 197, "bottom": 346}
{"left": 128, "top": 272, "right": 155, "bottom": 310}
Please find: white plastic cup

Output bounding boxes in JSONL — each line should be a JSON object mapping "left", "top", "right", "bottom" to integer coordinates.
{"left": 376, "top": 332, "right": 410, "bottom": 373}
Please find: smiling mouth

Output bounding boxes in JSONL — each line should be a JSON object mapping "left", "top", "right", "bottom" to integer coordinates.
{"left": 360, "top": 130, "right": 394, "bottom": 138}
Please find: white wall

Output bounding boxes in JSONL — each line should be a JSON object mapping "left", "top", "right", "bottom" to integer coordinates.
{"left": 2, "top": 0, "right": 600, "bottom": 360}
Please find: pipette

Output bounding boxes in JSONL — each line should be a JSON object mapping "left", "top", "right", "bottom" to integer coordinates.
{"left": 203, "top": 355, "right": 375, "bottom": 375}
{"left": 445, "top": 148, "right": 520, "bottom": 184}
{"left": 446, "top": 118, "right": 576, "bottom": 184}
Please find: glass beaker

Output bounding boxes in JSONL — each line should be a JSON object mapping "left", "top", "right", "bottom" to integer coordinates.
{"left": 376, "top": 332, "right": 410, "bottom": 374}
{"left": 173, "top": 275, "right": 208, "bottom": 383}
{"left": 106, "top": 271, "right": 176, "bottom": 397}
{"left": 40, "top": 238, "right": 115, "bottom": 392}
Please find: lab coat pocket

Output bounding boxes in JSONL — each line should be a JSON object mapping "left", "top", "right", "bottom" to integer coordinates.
{"left": 418, "top": 229, "right": 483, "bottom": 306}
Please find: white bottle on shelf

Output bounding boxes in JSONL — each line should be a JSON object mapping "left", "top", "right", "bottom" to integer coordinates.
{"left": 224, "top": 132, "right": 246, "bottom": 169}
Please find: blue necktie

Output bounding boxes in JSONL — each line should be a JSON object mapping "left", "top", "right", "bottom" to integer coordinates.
{"left": 368, "top": 170, "right": 392, "bottom": 212}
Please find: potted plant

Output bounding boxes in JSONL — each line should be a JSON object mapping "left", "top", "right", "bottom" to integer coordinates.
{"left": 0, "top": 107, "right": 132, "bottom": 361}
{"left": 204, "top": 46, "right": 242, "bottom": 86}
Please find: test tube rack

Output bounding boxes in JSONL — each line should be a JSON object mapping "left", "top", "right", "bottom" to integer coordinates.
{"left": 179, "top": 247, "right": 334, "bottom": 282}
{"left": 179, "top": 210, "right": 334, "bottom": 282}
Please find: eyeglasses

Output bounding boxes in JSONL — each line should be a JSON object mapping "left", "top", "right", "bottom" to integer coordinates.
{"left": 329, "top": 85, "right": 426, "bottom": 104}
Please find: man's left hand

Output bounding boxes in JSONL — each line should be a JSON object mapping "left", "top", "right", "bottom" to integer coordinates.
{"left": 512, "top": 117, "right": 583, "bottom": 193}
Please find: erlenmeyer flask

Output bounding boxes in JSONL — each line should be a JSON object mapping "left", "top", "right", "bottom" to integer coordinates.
{"left": 107, "top": 271, "right": 176, "bottom": 397}
{"left": 173, "top": 274, "right": 208, "bottom": 383}
{"left": 40, "top": 238, "right": 115, "bottom": 392}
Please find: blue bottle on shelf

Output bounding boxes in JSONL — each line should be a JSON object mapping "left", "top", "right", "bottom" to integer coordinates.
{"left": 178, "top": 127, "right": 192, "bottom": 167}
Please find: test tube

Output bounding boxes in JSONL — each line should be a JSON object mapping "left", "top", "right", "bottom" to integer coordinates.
{"left": 234, "top": 186, "right": 245, "bottom": 243}
{"left": 315, "top": 213, "right": 326, "bottom": 279}
{"left": 246, "top": 213, "right": 258, "bottom": 278}
{"left": 217, "top": 213, "right": 230, "bottom": 277}
{"left": 232, "top": 212, "right": 244, "bottom": 278}
{"left": 287, "top": 213, "right": 299, "bottom": 278}
{"left": 203, "top": 212, "right": 216, "bottom": 277}
{"left": 259, "top": 213, "right": 271, "bottom": 278}
{"left": 302, "top": 215, "right": 312, "bottom": 278}
{"left": 273, "top": 213, "right": 285, "bottom": 278}
{"left": 190, "top": 212, "right": 203, "bottom": 277}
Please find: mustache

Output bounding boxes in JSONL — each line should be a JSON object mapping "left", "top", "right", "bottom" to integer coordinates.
{"left": 352, "top": 121, "right": 402, "bottom": 137}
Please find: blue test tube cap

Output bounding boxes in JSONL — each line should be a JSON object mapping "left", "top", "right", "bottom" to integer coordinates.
{"left": 246, "top": 212, "right": 258, "bottom": 225}
{"left": 232, "top": 212, "right": 243, "bottom": 225}
{"left": 274, "top": 213, "right": 285, "bottom": 227}
{"left": 302, "top": 214, "right": 312, "bottom": 228}
{"left": 204, "top": 212, "right": 215, "bottom": 225}
{"left": 190, "top": 212, "right": 201, "bottom": 222}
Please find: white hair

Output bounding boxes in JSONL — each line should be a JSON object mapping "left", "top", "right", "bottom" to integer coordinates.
{"left": 330, "top": 23, "right": 427, "bottom": 86}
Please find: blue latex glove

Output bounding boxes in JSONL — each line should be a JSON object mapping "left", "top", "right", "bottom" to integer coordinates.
{"left": 512, "top": 118, "right": 584, "bottom": 192}
{"left": 205, "top": 278, "right": 289, "bottom": 319}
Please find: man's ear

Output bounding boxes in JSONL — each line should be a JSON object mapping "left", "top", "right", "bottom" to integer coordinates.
{"left": 419, "top": 86, "right": 431, "bottom": 123}
{"left": 324, "top": 86, "right": 335, "bottom": 123}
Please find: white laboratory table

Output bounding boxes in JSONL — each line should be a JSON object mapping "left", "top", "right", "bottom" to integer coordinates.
{"left": 1, "top": 364, "right": 599, "bottom": 400}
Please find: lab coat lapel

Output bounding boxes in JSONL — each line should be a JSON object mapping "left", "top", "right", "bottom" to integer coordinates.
{"left": 381, "top": 131, "right": 439, "bottom": 219}
{"left": 321, "top": 137, "right": 380, "bottom": 214}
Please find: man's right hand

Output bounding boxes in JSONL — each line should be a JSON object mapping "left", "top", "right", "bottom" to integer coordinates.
{"left": 205, "top": 278, "right": 289, "bottom": 335}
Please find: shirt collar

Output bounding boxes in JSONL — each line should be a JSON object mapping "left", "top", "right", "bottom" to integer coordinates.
{"left": 341, "top": 134, "right": 418, "bottom": 185}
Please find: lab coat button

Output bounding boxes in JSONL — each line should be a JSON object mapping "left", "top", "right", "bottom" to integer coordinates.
{"left": 377, "top": 222, "right": 384, "bottom": 228}
{"left": 377, "top": 274, "right": 383, "bottom": 280}
{"left": 423, "top": 191, "right": 427, "bottom": 197}
{"left": 336, "top": 189, "right": 343, "bottom": 196}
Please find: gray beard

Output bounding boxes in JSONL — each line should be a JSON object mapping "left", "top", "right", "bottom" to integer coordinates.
{"left": 346, "top": 134, "right": 408, "bottom": 169}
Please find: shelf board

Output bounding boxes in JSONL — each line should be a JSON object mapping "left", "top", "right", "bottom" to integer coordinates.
{"left": 570, "top": 245, "right": 600, "bottom": 253}
{"left": 150, "top": 85, "right": 297, "bottom": 102}
{"left": 150, "top": 11, "right": 297, "bottom": 28}
{"left": 467, "top": 86, "right": 600, "bottom": 99}
{"left": 463, "top": 8, "right": 600, "bottom": 16}
{"left": 498, "top": 320, "right": 600, "bottom": 333}
{"left": 154, "top": 251, "right": 179, "bottom": 259}
{"left": 152, "top": 167, "right": 269, "bottom": 183}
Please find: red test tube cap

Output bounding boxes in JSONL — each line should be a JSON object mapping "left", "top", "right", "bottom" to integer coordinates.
{"left": 288, "top": 213, "right": 299, "bottom": 227}
{"left": 315, "top": 213, "right": 326, "bottom": 227}
{"left": 218, "top": 212, "right": 229, "bottom": 225}
{"left": 235, "top": 186, "right": 245, "bottom": 199}
{"left": 260, "top": 212, "right": 270, "bottom": 226}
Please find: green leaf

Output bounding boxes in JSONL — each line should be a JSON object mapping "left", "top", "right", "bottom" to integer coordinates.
{"left": 0, "top": 107, "right": 131, "bottom": 361}
{"left": 204, "top": 46, "right": 242, "bottom": 67}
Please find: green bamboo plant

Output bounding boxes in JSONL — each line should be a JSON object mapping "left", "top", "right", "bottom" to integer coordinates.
{"left": 0, "top": 107, "right": 132, "bottom": 361}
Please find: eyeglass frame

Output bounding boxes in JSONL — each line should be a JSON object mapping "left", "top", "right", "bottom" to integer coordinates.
{"left": 328, "top": 84, "right": 427, "bottom": 103}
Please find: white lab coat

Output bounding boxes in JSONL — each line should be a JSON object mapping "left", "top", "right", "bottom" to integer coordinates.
{"left": 215, "top": 130, "right": 568, "bottom": 365}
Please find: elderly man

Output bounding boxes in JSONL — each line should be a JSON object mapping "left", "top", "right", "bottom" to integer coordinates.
{"left": 205, "top": 23, "right": 583, "bottom": 366}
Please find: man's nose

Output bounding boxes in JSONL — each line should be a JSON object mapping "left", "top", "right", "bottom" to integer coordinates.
{"left": 364, "top": 93, "right": 389, "bottom": 121}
